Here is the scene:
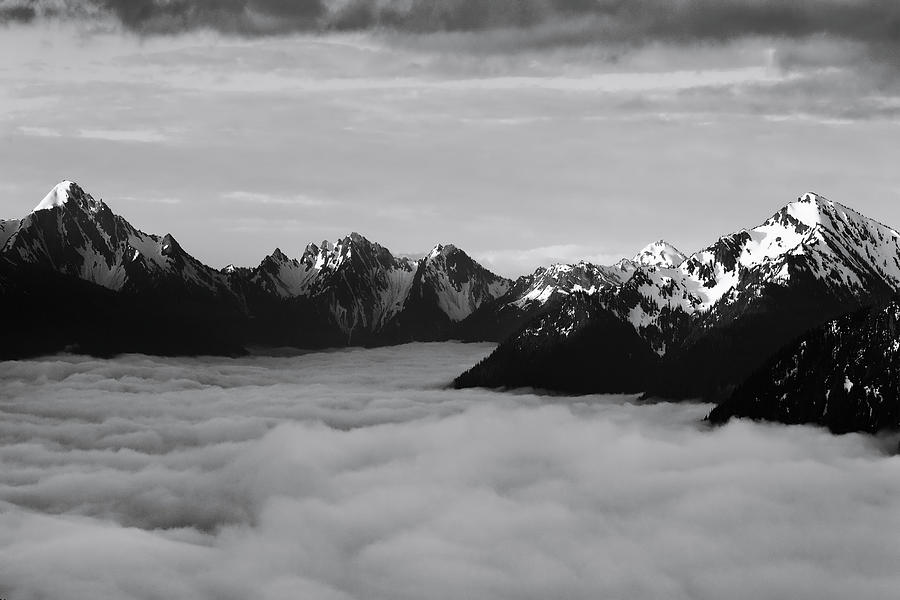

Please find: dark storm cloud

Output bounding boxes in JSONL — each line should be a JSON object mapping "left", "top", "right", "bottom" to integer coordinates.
{"left": 100, "top": 0, "right": 325, "bottom": 34}
{"left": 5, "top": 0, "right": 900, "bottom": 45}
{"left": 0, "top": 4, "right": 34, "bottom": 22}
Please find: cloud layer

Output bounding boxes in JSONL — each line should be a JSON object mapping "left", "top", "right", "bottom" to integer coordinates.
{"left": 3, "top": 0, "right": 900, "bottom": 47}
{"left": 2, "top": 343, "right": 900, "bottom": 599}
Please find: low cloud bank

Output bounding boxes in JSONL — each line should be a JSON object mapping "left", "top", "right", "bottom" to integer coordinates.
{"left": 1, "top": 343, "right": 899, "bottom": 599}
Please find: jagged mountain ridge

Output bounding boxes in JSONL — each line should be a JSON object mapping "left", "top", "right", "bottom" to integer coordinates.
{"left": 380, "top": 244, "right": 513, "bottom": 342}
{"left": 242, "top": 237, "right": 512, "bottom": 341}
{"left": 418, "top": 244, "right": 511, "bottom": 323}
{"left": 6, "top": 180, "right": 899, "bottom": 433}
{"left": 1, "top": 181, "right": 232, "bottom": 297}
{"left": 600, "top": 193, "right": 900, "bottom": 355}
{"left": 3, "top": 183, "right": 704, "bottom": 347}
{"left": 4, "top": 182, "right": 666, "bottom": 348}
{"left": 455, "top": 291, "right": 660, "bottom": 393}
{"left": 2, "top": 181, "right": 570, "bottom": 352}
{"left": 629, "top": 240, "right": 687, "bottom": 269}
{"left": 642, "top": 193, "right": 900, "bottom": 398}
{"left": 457, "top": 192, "right": 900, "bottom": 405}
{"left": 454, "top": 240, "right": 685, "bottom": 343}
{"left": 247, "top": 234, "right": 420, "bottom": 338}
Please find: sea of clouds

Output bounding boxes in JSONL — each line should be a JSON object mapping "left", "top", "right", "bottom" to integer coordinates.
{"left": 1, "top": 342, "right": 900, "bottom": 600}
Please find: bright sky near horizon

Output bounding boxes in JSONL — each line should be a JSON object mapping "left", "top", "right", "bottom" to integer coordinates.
{"left": 2, "top": 1, "right": 900, "bottom": 277}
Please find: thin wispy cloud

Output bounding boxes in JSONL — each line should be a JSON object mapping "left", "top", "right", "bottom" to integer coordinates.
{"left": 119, "top": 194, "right": 182, "bottom": 205}
{"left": 78, "top": 128, "right": 171, "bottom": 143}
{"left": 222, "top": 190, "right": 333, "bottom": 207}
{"left": 17, "top": 125, "right": 62, "bottom": 138}
{"left": 216, "top": 216, "right": 337, "bottom": 237}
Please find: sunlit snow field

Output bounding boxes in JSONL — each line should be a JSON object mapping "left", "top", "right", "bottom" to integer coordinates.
{"left": 1, "top": 342, "right": 900, "bottom": 600}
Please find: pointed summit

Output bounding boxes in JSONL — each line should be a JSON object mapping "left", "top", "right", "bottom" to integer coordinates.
{"left": 160, "top": 233, "right": 184, "bottom": 258}
{"left": 269, "top": 247, "right": 290, "bottom": 262}
{"left": 33, "top": 181, "right": 105, "bottom": 215}
{"left": 762, "top": 191, "right": 829, "bottom": 234}
{"left": 427, "top": 243, "right": 460, "bottom": 260}
{"left": 34, "top": 181, "right": 74, "bottom": 212}
{"left": 764, "top": 191, "right": 899, "bottom": 244}
{"left": 4, "top": 181, "right": 230, "bottom": 294}
{"left": 633, "top": 240, "right": 686, "bottom": 268}
{"left": 346, "top": 232, "right": 369, "bottom": 245}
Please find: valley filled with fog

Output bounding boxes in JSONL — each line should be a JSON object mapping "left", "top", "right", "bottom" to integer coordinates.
{"left": 1, "top": 343, "right": 899, "bottom": 600}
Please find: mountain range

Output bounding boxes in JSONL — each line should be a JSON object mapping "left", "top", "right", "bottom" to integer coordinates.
{"left": 455, "top": 192, "right": 900, "bottom": 431}
{"left": 2, "top": 181, "right": 899, "bottom": 432}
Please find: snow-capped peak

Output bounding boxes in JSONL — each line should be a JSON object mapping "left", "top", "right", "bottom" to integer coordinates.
{"left": 34, "top": 181, "right": 75, "bottom": 212}
{"left": 428, "top": 243, "right": 459, "bottom": 259}
{"left": 5, "top": 181, "right": 233, "bottom": 295}
{"left": 764, "top": 192, "right": 899, "bottom": 242}
{"left": 33, "top": 181, "right": 105, "bottom": 215}
{"left": 768, "top": 191, "right": 827, "bottom": 231}
{"left": 633, "top": 240, "right": 686, "bottom": 268}
{"left": 799, "top": 191, "right": 822, "bottom": 203}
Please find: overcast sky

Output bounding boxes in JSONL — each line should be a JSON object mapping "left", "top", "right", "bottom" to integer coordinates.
{"left": 3, "top": 0, "right": 900, "bottom": 276}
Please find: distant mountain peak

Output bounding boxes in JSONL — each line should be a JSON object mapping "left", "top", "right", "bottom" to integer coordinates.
{"left": 764, "top": 191, "right": 900, "bottom": 243}
{"left": 762, "top": 192, "right": 830, "bottom": 234}
{"left": 33, "top": 181, "right": 75, "bottom": 212}
{"left": 33, "top": 181, "right": 106, "bottom": 215}
{"left": 798, "top": 191, "right": 824, "bottom": 203}
{"left": 270, "top": 247, "right": 290, "bottom": 262}
{"left": 4, "top": 181, "right": 232, "bottom": 295}
{"left": 346, "top": 232, "right": 369, "bottom": 245}
{"left": 428, "top": 243, "right": 459, "bottom": 259}
{"left": 633, "top": 240, "right": 686, "bottom": 268}
{"left": 160, "top": 233, "right": 183, "bottom": 257}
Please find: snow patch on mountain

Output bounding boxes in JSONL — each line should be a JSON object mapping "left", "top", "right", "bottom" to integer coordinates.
{"left": 606, "top": 192, "right": 900, "bottom": 354}
{"left": 249, "top": 234, "right": 420, "bottom": 334}
{"left": 251, "top": 247, "right": 320, "bottom": 298}
{"left": 3, "top": 181, "right": 232, "bottom": 295}
{"left": 512, "top": 261, "right": 628, "bottom": 310}
{"left": 33, "top": 181, "right": 75, "bottom": 212}
{"left": 632, "top": 240, "right": 687, "bottom": 268}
